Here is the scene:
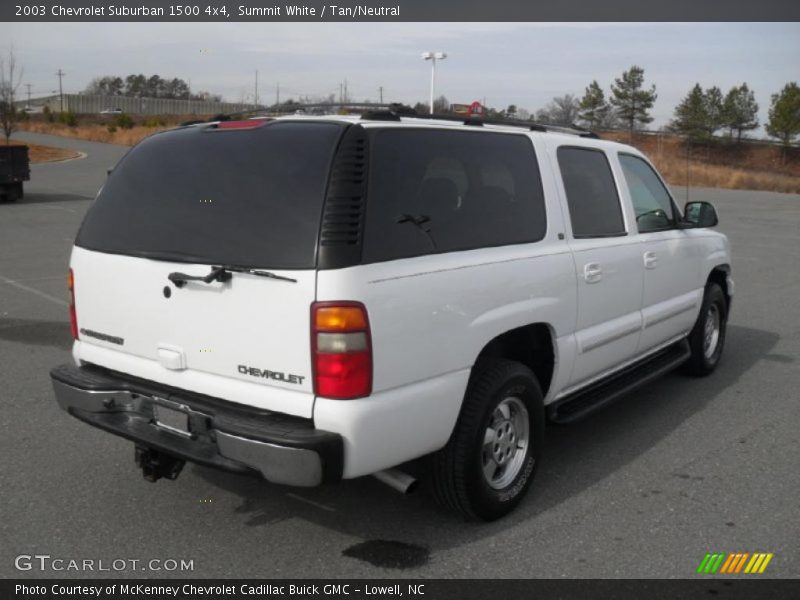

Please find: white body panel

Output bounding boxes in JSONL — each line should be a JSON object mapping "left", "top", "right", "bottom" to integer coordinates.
{"left": 637, "top": 230, "right": 704, "bottom": 353}
{"left": 315, "top": 243, "right": 576, "bottom": 474}
{"left": 564, "top": 237, "right": 643, "bottom": 387}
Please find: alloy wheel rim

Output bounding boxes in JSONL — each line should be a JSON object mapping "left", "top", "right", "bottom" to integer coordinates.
{"left": 482, "top": 396, "right": 530, "bottom": 490}
{"left": 703, "top": 304, "right": 721, "bottom": 359}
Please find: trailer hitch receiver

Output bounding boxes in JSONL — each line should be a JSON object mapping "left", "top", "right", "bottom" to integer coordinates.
{"left": 135, "top": 446, "right": 185, "bottom": 482}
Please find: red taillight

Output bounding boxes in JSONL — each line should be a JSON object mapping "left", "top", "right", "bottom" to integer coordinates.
{"left": 67, "top": 268, "right": 78, "bottom": 340}
{"left": 312, "top": 302, "right": 372, "bottom": 399}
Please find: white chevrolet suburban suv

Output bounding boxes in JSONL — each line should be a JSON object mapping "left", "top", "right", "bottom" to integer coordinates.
{"left": 50, "top": 111, "right": 732, "bottom": 520}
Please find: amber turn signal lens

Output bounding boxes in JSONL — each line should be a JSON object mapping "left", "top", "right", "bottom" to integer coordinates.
{"left": 314, "top": 306, "right": 368, "bottom": 331}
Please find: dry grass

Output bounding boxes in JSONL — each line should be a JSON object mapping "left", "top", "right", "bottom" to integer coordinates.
{"left": 600, "top": 131, "right": 800, "bottom": 194}
{"left": 19, "top": 121, "right": 170, "bottom": 146}
{"left": 6, "top": 141, "right": 81, "bottom": 163}
{"left": 652, "top": 156, "right": 800, "bottom": 195}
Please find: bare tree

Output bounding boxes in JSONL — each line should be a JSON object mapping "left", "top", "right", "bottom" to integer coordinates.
{"left": 433, "top": 95, "right": 450, "bottom": 114}
{"left": 536, "top": 94, "right": 580, "bottom": 126}
{"left": 0, "top": 46, "right": 24, "bottom": 144}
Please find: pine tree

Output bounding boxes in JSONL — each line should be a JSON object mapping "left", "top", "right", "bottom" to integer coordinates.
{"left": 609, "top": 66, "right": 657, "bottom": 134}
{"left": 670, "top": 84, "right": 727, "bottom": 141}
{"left": 722, "top": 83, "right": 759, "bottom": 142}
{"left": 670, "top": 84, "right": 707, "bottom": 140}
{"left": 766, "top": 82, "right": 800, "bottom": 147}
{"left": 579, "top": 80, "right": 611, "bottom": 130}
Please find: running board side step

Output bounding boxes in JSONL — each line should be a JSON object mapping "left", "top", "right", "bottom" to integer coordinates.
{"left": 548, "top": 340, "right": 691, "bottom": 424}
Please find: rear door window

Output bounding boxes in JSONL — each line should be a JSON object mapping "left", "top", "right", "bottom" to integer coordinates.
{"left": 76, "top": 121, "right": 343, "bottom": 269}
{"left": 363, "top": 129, "right": 546, "bottom": 263}
{"left": 557, "top": 147, "right": 626, "bottom": 238}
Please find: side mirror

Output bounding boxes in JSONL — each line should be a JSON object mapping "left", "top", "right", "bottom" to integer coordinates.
{"left": 681, "top": 201, "right": 718, "bottom": 228}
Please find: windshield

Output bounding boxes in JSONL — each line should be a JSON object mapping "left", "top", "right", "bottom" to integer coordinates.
{"left": 76, "top": 121, "right": 344, "bottom": 269}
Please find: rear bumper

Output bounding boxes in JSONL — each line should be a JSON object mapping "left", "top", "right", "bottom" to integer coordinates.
{"left": 50, "top": 364, "right": 343, "bottom": 486}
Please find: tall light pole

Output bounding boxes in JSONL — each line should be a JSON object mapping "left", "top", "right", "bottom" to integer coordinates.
{"left": 421, "top": 52, "right": 446, "bottom": 115}
{"left": 56, "top": 69, "right": 65, "bottom": 113}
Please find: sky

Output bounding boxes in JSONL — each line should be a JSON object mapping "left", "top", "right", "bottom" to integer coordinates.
{"left": 1, "top": 22, "right": 798, "bottom": 132}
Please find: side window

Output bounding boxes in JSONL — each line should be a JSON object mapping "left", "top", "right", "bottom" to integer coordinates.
{"left": 363, "top": 129, "right": 547, "bottom": 263}
{"left": 557, "top": 147, "right": 626, "bottom": 238}
{"left": 618, "top": 153, "right": 676, "bottom": 233}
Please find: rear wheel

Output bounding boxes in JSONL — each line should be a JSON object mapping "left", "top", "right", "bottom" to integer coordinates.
{"left": 684, "top": 282, "right": 727, "bottom": 376}
{"left": 430, "top": 358, "right": 544, "bottom": 521}
{"left": 3, "top": 183, "right": 22, "bottom": 203}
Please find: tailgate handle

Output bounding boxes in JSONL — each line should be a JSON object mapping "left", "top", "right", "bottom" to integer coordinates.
{"left": 168, "top": 267, "right": 232, "bottom": 288}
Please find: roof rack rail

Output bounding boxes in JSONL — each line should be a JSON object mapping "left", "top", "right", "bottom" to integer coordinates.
{"left": 368, "top": 111, "right": 599, "bottom": 138}
{"left": 206, "top": 102, "right": 418, "bottom": 123}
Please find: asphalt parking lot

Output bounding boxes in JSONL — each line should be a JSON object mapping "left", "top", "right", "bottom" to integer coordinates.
{"left": 1, "top": 131, "right": 798, "bottom": 579}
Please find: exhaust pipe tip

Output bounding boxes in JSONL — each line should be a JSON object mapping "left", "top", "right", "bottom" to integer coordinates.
{"left": 373, "top": 468, "right": 418, "bottom": 494}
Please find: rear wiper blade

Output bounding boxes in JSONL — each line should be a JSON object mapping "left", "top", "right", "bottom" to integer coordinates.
{"left": 168, "top": 265, "right": 296, "bottom": 288}
{"left": 220, "top": 265, "right": 297, "bottom": 283}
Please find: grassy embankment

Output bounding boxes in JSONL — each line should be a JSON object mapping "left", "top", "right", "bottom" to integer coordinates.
{"left": 19, "top": 120, "right": 174, "bottom": 146}
{"left": 600, "top": 131, "right": 800, "bottom": 195}
{"left": 17, "top": 116, "right": 800, "bottom": 194}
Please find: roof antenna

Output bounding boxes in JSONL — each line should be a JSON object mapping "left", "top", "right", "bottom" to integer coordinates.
{"left": 685, "top": 138, "right": 691, "bottom": 203}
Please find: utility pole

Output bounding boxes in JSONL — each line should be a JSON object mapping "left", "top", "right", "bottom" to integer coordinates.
{"left": 276, "top": 82, "right": 280, "bottom": 107}
{"left": 378, "top": 86, "right": 384, "bottom": 104}
{"left": 339, "top": 83, "right": 343, "bottom": 104}
{"left": 56, "top": 69, "right": 65, "bottom": 112}
{"left": 254, "top": 70, "right": 259, "bottom": 108}
{"left": 344, "top": 79, "right": 348, "bottom": 104}
{"left": 25, "top": 83, "right": 32, "bottom": 107}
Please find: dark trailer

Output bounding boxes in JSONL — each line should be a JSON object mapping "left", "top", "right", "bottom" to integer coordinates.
{"left": 0, "top": 144, "right": 30, "bottom": 202}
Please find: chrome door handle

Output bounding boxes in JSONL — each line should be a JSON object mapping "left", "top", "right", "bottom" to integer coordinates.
{"left": 644, "top": 251, "right": 658, "bottom": 269}
{"left": 584, "top": 263, "right": 603, "bottom": 283}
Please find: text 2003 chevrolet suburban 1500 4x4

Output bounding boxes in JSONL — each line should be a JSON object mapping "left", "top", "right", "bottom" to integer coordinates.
{"left": 50, "top": 112, "right": 732, "bottom": 520}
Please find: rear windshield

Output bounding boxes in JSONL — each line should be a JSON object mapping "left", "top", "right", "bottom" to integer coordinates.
{"left": 76, "top": 121, "right": 343, "bottom": 269}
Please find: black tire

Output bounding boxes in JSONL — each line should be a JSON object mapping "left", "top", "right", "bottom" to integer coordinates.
{"left": 430, "top": 358, "right": 544, "bottom": 521}
{"left": 684, "top": 282, "right": 727, "bottom": 376}
{"left": 5, "top": 183, "right": 21, "bottom": 203}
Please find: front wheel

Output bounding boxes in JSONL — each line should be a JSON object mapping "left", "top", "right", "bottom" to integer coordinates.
{"left": 430, "top": 358, "right": 544, "bottom": 521}
{"left": 684, "top": 282, "right": 728, "bottom": 376}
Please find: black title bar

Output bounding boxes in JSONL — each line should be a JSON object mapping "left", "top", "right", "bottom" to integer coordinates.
{"left": 5, "top": 579, "right": 800, "bottom": 600}
{"left": 3, "top": 0, "right": 800, "bottom": 22}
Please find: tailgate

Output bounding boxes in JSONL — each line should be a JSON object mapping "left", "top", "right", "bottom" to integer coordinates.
{"left": 71, "top": 247, "right": 316, "bottom": 417}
